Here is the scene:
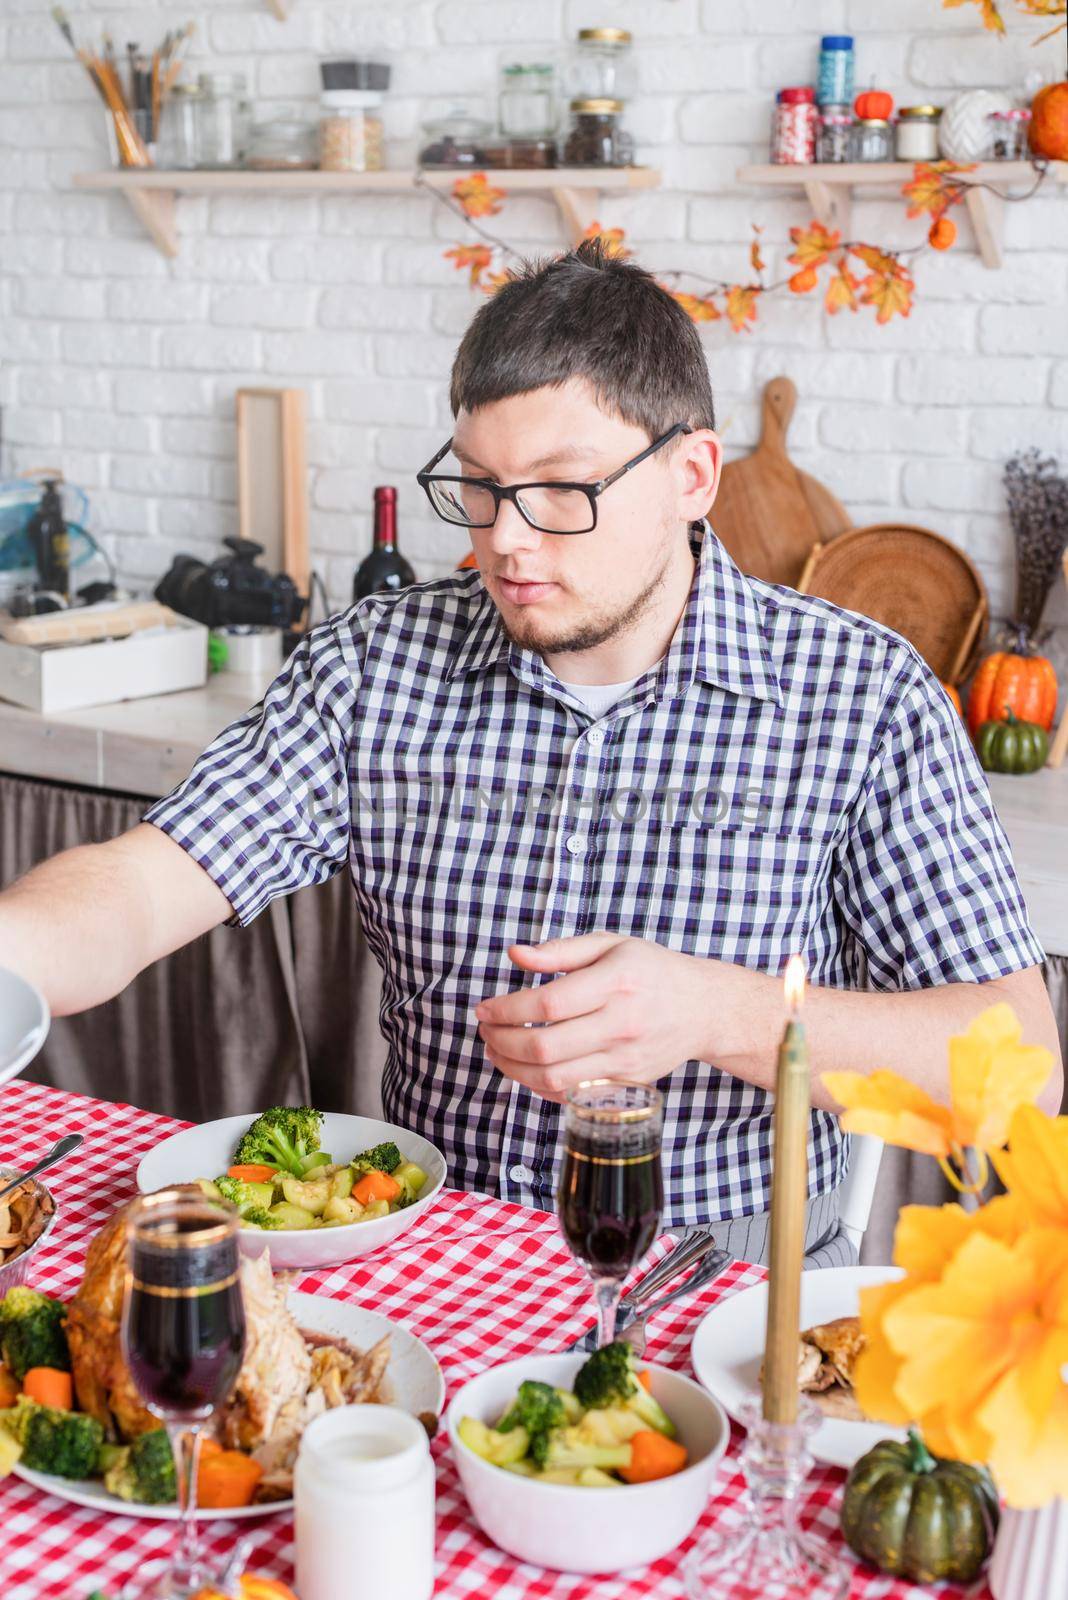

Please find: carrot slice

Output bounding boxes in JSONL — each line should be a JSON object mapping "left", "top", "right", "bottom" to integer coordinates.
{"left": 352, "top": 1170, "right": 402, "bottom": 1205}
{"left": 227, "top": 1165, "right": 278, "bottom": 1183}
{"left": 637, "top": 1369, "right": 653, "bottom": 1392}
{"left": 618, "top": 1429, "right": 688, "bottom": 1484}
{"left": 196, "top": 1447, "right": 264, "bottom": 1508}
{"left": 22, "top": 1368, "right": 73, "bottom": 1410}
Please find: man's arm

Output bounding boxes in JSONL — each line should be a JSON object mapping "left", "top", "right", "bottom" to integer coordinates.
{"left": 0, "top": 823, "right": 234, "bottom": 1017}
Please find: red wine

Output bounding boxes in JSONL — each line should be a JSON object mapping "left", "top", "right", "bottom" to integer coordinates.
{"left": 124, "top": 1215, "right": 245, "bottom": 1421}
{"left": 558, "top": 1127, "right": 664, "bottom": 1281}
{"left": 353, "top": 486, "right": 415, "bottom": 601}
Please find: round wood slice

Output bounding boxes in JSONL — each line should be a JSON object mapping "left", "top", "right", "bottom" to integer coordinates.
{"left": 798, "top": 523, "right": 989, "bottom": 684}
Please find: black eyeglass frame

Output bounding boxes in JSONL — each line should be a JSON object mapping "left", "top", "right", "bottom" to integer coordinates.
{"left": 415, "top": 422, "right": 694, "bottom": 535}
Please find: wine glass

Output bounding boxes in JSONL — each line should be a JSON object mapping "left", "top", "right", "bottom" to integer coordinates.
{"left": 557, "top": 1080, "right": 664, "bottom": 1349}
{"left": 119, "top": 1188, "right": 247, "bottom": 1599}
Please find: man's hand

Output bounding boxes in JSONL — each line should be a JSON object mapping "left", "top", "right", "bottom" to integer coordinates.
{"left": 473, "top": 932, "right": 713, "bottom": 1102}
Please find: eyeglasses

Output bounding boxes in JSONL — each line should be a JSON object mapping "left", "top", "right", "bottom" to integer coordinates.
{"left": 416, "top": 423, "right": 693, "bottom": 536}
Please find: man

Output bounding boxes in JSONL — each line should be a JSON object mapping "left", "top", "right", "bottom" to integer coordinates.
{"left": 0, "top": 242, "right": 1060, "bottom": 1266}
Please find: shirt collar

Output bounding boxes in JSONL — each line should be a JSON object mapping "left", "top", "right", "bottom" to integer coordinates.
{"left": 446, "top": 520, "right": 781, "bottom": 707}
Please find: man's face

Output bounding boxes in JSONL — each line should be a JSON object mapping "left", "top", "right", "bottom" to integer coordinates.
{"left": 452, "top": 379, "right": 716, "bottom": 660}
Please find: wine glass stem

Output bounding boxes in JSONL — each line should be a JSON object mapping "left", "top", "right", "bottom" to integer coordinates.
{"left": 594, "top": 1278, "right": 622, "bottom": 1348}
{"left": 166, "top": 1421, "right": 205, "bottom": 1592}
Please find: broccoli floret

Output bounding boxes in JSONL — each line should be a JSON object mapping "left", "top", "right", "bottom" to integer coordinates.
{"left": 104, "top": 1428, "right": 176, "bottom": 1505}
{"left": 232, "top": 1107, "right": 326, "bottom": 1177}
{"left": 350, "top": 1141, "right": 402, "bottom": 1176}
{"left": 540, "top": 1424, "right": 631, "bottom": 1474}
{"left": 215, "top": 1176, "right": 274, "bottom": 1217}
{"left": 0, "top": 1287, "right": 70, "bottom": 1381}
{"left": 496, "top": 1380, "right": 567, "bottom": 1468}
{"left": 239, "top": 1206, "right": 282, "bottom": 1230}
{"left": 573, "top": 1342, "right": 677, "bottom": 1438}
{"left": 0, "top": 1396, "right": 103, "bottom": 1479}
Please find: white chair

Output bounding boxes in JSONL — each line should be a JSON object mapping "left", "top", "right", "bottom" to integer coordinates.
{"left": 0, "top": 966, "right": 50, "bottom": 1089}
{"left": 837, "top": 1132, "right": 885, "bottom": 1256}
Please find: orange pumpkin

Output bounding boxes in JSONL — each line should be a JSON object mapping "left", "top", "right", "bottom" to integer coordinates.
{"left": 854, "top": 89, "right": 894, "bottom": 121}
{"left": 193, "top": 1578, "right": 297, "bottom": 1600}
{"left": 1029, "top": 80, "right": 1068, "bottom": 162}
{"left": 966, "top": 651, "right": 1058, "bottom": 736}
{"left": 939, "top": 681, "right": 963, "bottom": 715}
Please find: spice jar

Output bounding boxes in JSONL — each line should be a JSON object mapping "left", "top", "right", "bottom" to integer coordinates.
{"left": 193, "top": 71, "right": 251, "bottom": 168}
{"left": 562, "top": 98, "right": 632, "bottom": 166}
{"left": 817, "top": 36, "right": 854, "bottom": 109}
{"left": 987, "top": 107, "right": 1031, "bottom": 160}
{"left": 156, "top": 82, "right": 200, "bottom": 169}
{"left": 816, "top": 105, "right": 852, "bottom": 164}
{"left": 852, "top": 118, "right": 894, "bottom": 162}
{"left": 417, "top": 107, "right": 495, "bottom": 168}
{"left": 567, "top": 27, "right": 636, "bottom": 102}
{"left": 246, "top": 108, "right": 318, "bottom": 170}
{"left": 771, "top": 87, "right": 817, "bottom": 164}
{"left": 319, "top": 89, "right": 384, "bottom": 172}
{"left": 295, "top": 1406, "right": 434, "bottom": 1600}
{"left": 895, "top": 105, "right": 942, "bottom": 161}
{"left": 499, "top": 60, "right": 557, "bottom": 139}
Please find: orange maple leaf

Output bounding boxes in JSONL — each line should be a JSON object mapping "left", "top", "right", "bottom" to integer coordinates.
{"left": 725, "top": 285, "right": 759, "bottom": 333}
{"left": 788, "top": 221, "right": 841, "bottom": 269}
{"left": 671, "top": 290, "right": 722, "bottom": 323}
{"left": 902, "top": 162, "right": 971, "bottom": 220}
{"left": 581, "top": 221, "right": 631, "bottom": 258}
{"left": 943, "top": 0, "right": 1007, "bottom": 31}
{"left": 451, "top": 172, "right": 506, "bottom": 219}
{"left": 850, "top": 242, "right": 902, "bottom": 277}
{"left": 861, "top": 264, "right": 915, "bottom": 325}
{"left": 480, "top": 269, "right": 513, "bottom": 295}
{"left": 444, "top": 244, "right": 493, "bottom": 287}
{"left": 750, "top": 225, "right": 766, "bottom": 276}
{"left": 825, "top": 260, "right": 861, "bottom": 315}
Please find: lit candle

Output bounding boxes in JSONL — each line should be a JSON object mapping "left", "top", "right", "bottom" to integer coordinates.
{"left": 762, "top": 954, "right": 810, "bottom": 1425}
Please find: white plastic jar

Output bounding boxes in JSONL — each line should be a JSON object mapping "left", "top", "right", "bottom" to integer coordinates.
{"left": 295, "top": 1404, "right": 435, "bottom": 1600}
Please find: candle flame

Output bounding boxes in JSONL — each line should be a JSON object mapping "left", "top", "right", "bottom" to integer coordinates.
{"left": 784, "top": 955, "right": 806, "bottom": 1014}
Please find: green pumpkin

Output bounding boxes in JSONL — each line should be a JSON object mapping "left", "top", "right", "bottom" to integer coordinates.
{"left": 841, "top": 1429, "right": 999, "bottom": 1585}
{"left": 976, "top": 708, "right": 1049, "bottom": 774}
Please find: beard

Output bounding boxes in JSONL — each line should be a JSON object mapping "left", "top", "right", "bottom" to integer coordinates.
{"left": 494, "top": 542, "right": 678, "bottom": 660}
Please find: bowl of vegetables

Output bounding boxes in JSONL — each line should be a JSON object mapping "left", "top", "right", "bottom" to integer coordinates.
{"left": 136, "top": 1108, "right": 447, "bottom": 1271}
{"left": 448, "top": 1343, "right": 729, "bottom": 1573}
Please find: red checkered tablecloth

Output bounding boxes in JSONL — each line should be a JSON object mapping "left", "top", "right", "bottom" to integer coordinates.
{"left": 0, "top": 1081, "right": 986, "bottom": 1600}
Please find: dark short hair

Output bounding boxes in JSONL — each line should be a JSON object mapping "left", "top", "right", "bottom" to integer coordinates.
{"left": 449, "top": 238, "right": 715, "bottom": 437}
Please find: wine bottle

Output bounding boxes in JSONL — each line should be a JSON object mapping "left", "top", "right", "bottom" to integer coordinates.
{"left": 352, "top": 486, "right": 415, "bottom": 602}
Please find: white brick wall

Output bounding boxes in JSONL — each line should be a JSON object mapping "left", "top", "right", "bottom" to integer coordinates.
{"left": 1, "top": 0, "right": 1065, "bottom": 638}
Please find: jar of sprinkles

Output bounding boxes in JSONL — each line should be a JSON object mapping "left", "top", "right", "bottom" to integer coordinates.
{"left": 772, "top": 87, "right": 817, "bottom": 165}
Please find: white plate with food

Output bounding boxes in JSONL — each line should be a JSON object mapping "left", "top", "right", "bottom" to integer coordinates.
{"left": 0, "top": 966, "right": 49, "bottom": 1088}
{"left": 690, "top": 1265, "right": 906, "bottom": 1470}
{"left": 3, "top": 1203, "right": 445, "bottom": 1520}
{"left": 136, "top": 1110, "right": 447, "bottom": 1271}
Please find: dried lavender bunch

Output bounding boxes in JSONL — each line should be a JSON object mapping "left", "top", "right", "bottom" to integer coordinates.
{"left": 1004, "top": 449, "right": 1068, "bottom": 644}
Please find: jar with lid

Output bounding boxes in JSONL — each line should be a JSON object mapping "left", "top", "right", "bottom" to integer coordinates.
{"left": 499, "top": 60, "right": 557, "bottom": 139}
{"left": 987, "top": 107, "right": 1031, "bottom": 160}
{"left": 246, "top": 107, "right": 318, "bottom": 170}
{"left": 566, "top": 27, "right": 636, "bottom": 102}
{"left": 295, "top": 1406, "right": 434, "bottom": 1600}
{"left": 562, "top": 98, "right": 632, "bottom": 167}
{"left": 156, "top": 82, "right": 200, "bottom": 169}
{"left": 816, "top": 105, "right": 852, "bottom": 163}
{"left": 851, "top": 117, "right": 893, "bottom": 162}
{"left": 319, "top": 89, "right": 384, "bottom": 172}
{"left": 418, "top": 106, "right": 495, "bottom": 168}
{"left": 771, "top": 86, "right": 817, "bottom": 164}
{"left": 193, "top": 71, "right": 251, "bottom": 168}
{"left": 817, "top": 36, "right": 854, "bottom": 109}
{"left": 895, "top": 105, "right": 942, "bottom": 161}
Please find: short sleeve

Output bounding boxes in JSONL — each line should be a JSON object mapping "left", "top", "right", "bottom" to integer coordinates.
{"left": 832, "top": 655, "right": 1046, "bottom": 990}
{"left": 141, "top": 617, "right": 361, "bottom": 928}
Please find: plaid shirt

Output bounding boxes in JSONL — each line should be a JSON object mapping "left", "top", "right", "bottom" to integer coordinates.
{"left": 143, "top": 523, "right": 1044, "bottom": 1224}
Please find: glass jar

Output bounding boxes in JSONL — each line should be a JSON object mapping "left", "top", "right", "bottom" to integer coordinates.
{"left": 817, "top": 36, "right": 854, "bottom": 109}
{"left": 319, "top": 89, "right": 384, "bottom": 172}
{"left": 851, "top": 117, "right": 894, "bottom": 162}
{"left": 499, "top": 60, "right": 557, "bottom": 139}
{"left": 771, "top": 87, "right": 817, "bottom": 164}
{"left": 562, "top": 97, "right": 632, "bottom": 167}
{"left": 987, "top": 107, "right": 1031, "bottom": 160}
{"left": 567, "top": 27, "right": 636, "bottom": 102}
{"left": 895, "top": 105, "right": 942, "bottom": 161}
{"left": 193, "top": 71, "right": 251, "bottom": 168}
{"left": 156, "top": 82, "right": 200, "bottom": 169}
{"left": 245, "top": 108, "right": 318, "bottom": 170}
{"left": 417, "top": 107, "right": 495, "bottom": 168}
{"left": 816, "top": 105, "right": 852, "bottom": 163}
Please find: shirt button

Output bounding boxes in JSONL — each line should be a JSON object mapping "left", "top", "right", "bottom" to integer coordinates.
{"left": 587, "top": 727, "right": 605, "bottom": 747}
{"left": 510, "top": 1164, "right": 533, "bottom": 1184}
{"left": 565, "top": 835, "right": 585, "bottom": 856}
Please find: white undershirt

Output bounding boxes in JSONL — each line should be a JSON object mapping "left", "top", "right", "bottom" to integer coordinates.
{"left": 555, "top": 671, "right": 649, "bottom": 719}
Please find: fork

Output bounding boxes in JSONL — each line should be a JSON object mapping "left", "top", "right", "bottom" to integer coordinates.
{"left": 567, "top": 1229, "right": 729, "bottom": 1353}
{"left": 617, "top": 1247, "right": 734, "bottom": 1356}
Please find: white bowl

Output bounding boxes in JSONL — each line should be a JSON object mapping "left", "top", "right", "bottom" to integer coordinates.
{"left": 136, "top": 1112, "right": 447, "bottom": 1271}
{"left": 0, "top": 967, "right": 49, "bottom": 1088}
{"left": 447, "top": 1352, "right": 729, "bottom": 1574}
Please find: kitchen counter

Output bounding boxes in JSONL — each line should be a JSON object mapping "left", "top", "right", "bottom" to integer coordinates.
{"left": 1, "top": 681, "right": 1066, "bottom": 955}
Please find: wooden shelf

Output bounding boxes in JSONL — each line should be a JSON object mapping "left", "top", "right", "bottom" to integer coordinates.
{"left": 736, "top": 160, "right": 1068, "bottom": 269}
{"left": 72, "top": 165, "right": 661, "bottom": 258}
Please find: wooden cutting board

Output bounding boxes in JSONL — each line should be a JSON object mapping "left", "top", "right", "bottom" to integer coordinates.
{"left": 712, "top": 376, "right": 851, "bottom": 588}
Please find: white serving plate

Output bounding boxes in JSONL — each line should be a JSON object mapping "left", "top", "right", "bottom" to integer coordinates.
{"left": 0, "top": 966, "right": 49, "bottom": 1088}
{"left": 13, "top": 1291, "right": 445, "bottom": 1520}
{"left": 691, "top": 1264, "right": 907, "bottom": 1470}
{"left": 136, "top": 1112, "right": 447, "bottom": 1271}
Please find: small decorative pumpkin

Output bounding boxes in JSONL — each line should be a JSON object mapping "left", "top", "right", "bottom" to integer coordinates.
{"left": 841, "top": 1429, "right": 999, "bottom": 1585}
{"left": 854, "top": 89, "right": 894, "bottom": 121}
{"left": 939, "top": 680, "right": 962, "bottom": 715}
{"left": 976, "top": 709, "right": 1049, "bottom": 774}
{"left": 966, "top": 649, "right": 1058, "bottom": 734}
{"left": 1030, "top": 80, "right": 1068, "bottom": 162}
